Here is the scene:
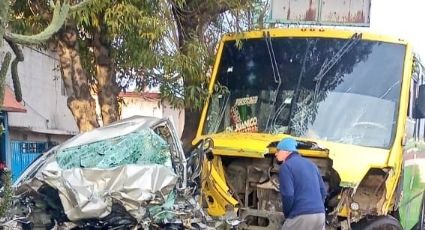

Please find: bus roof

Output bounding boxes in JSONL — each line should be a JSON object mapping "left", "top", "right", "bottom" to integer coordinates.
{"left": 221, "top": 27, "right": 409, "bottom": 45}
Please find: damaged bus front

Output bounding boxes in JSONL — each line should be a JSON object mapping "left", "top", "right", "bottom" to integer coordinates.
{"left": 1, "top": 116, "right": 211, "bottom": 229}
{"left": 194, "top": 28, "right": 425, "bottom": 229}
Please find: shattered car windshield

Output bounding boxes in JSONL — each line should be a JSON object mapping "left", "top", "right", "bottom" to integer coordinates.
{"left": 203, "top": 37, "right": 406, "bottom": 148}
{"left": 57, "top": 128, "right": 172, "bottom": 169}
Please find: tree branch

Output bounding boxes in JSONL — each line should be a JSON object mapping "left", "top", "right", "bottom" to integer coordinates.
{"left": 0, "top": 52, "right": 12, "bottom": 107}
{"left": 49, "top": 0, "right": 94, "bottom": 12}
{"left": 4, "top": 37, "right": 24, "bottom": 102}
{"left": 69, "top": 0, "right": 95, "bottom": 12}
{"left": 4, "top": 1, "right": 70, "bottom": 44}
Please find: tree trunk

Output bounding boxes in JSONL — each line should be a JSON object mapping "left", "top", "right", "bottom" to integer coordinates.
{"left": 57, "top": 26, "right": 99, "bottom": 132}
{"left": 172, "top": 0, "right": 237, "bottom": 152}
{"left": 181, "top": 109, "right": 202, "bottom": 152}
{"left": 92, "top": 29, "right": 120, "bottom": 126}
{"left": 172, "top": 1, "right": 230, "bottom": 152}
{"left": 172, "top": 5, "right": 203, "bottom": 152}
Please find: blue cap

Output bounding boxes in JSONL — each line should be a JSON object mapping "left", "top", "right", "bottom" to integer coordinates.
{"left": 277, "top": 137, "right": 297, "bottom": 152}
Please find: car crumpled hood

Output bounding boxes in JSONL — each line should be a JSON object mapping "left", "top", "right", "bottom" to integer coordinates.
{"left": 32, "top": 159, "right": 177, "bottom": 221}
{"left": 14, "top": 116, "right": 180, "bottom": 222}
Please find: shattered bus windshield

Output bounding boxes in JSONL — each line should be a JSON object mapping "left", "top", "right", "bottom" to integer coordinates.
{"left": 203, "top": 37, "right": 406, "bottom": 148}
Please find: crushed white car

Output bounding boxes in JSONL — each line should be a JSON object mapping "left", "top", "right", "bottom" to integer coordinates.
{"left": 1, "top": 116, "right": 214, "bottom": 229}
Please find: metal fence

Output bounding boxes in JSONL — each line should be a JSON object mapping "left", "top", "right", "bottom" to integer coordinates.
{"left": 11, "top": 141, "right": 48, "bottom": 181}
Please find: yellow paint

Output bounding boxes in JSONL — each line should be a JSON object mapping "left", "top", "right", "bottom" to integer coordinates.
{"left": 219, "top": 28, "right": 407, "bottom": 45}
{"left": 202, "top": 156, "right": 238, "bottom": 216}
{"left": 381, "top": 42, "right": 414, "bottom": 214}
{"left": 339, "top": 206, "right": 349, "bottom": 217}
{"left": 195, "top": 27, "right": 413, "bottom": 220}
{"left": 196, "top": 132, "right": 391, "bottom": 186}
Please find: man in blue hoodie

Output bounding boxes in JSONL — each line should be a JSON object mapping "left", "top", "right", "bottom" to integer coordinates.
{"left": 275, "top": 137, "right": 327, "bottom": 230}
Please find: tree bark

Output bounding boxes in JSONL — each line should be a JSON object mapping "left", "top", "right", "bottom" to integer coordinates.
{"left": 172, "top": 0, "right": 231, "bottom": 152}
{"left": 92, "top": 29, "right": 120, "bottom": 126}
{"left": 57, "top": 26, "right": 99, "bottom": 132}
{"left": 181, "top": 109, "right": 202, "bottom": 151}
{"left": 172, "top": 4, "right": 203, "bottom": 152}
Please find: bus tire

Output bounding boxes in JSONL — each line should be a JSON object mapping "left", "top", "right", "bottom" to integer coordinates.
{"left": 352, "top": 215, "right": 402, "bottom": 230}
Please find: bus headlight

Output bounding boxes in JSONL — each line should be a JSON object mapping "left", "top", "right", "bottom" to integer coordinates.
{"left": 350, "top": 202, "right": 360, "bottom": 211}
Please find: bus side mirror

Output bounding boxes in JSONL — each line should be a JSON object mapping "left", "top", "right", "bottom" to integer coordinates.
{"left": 415, "top": 85, "right": 425, "bottom": 118}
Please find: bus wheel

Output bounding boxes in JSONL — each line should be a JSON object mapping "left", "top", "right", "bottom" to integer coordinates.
{"left": 352, "top": 216, "right": 402, "bottom": 230}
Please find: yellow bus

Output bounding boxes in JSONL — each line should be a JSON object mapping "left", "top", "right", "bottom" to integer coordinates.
{"left": 193, "top": 27, "right": 425, "bottom": 229}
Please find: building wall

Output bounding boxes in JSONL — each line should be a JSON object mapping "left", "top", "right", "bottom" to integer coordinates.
{"left": 0, "top": 43, "right": 79, "bottom": 135}
{"left": 121, "top": 97, "right": 163, "bottom": 118}
{"left": 9, "top": 129, "right": 72, "bottom": 144}
{"left": 162, "top": 103, "right": 185, "bottom": 138}
{"left": 120, "top": 95, "right": 185, "bottom": 137}
{"left": 1, "top": 42, "right": 78, "bottom": 171}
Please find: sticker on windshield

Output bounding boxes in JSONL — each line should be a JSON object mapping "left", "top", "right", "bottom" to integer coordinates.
{"left": 226, "top": 96, "right": 259, "bottom": 133}
{"left": 234, "top": 96, "right": 258, "bottom": 106}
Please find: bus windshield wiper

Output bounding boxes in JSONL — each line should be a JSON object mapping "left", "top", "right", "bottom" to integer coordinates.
{"left": 312, "top": 33, "right": 362, "bottom": 105}
{"left": 287, "top": 33, "right": 362, "bottom": 134}
{"left": 286, "top": 39, "right": 314, "bottom": 134}
{"left": 263, "top": 31, "right": 283, "bottom": 132}
{"left": 314, "top": 33, "right": 362, "bottom": 82}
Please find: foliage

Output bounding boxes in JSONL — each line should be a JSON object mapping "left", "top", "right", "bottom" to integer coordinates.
{"left": 169, "top": 0, "right": 268, "bottom": 109}
{"left": 0, "top": 170, "right": 13, "bottom": 219}
{"left": 92, "top": 0, "right": 262, "bottom": 111}
{"left": 5, "top": 1, "right": 70, "bottom": 44}
{"left": 2, "top": 0, "right": 91, "bottom": 105}
{"left": 105, "top": 1, "right": 166, "bottom": 89}
{"left": 161, "top": 39, "right": 211, "bottom": 110}
{"left": 5, "top": 0, "right": 269, "bottom": 156}
{"left": 6, "top": 0, "right": 268, "bottom": 131}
